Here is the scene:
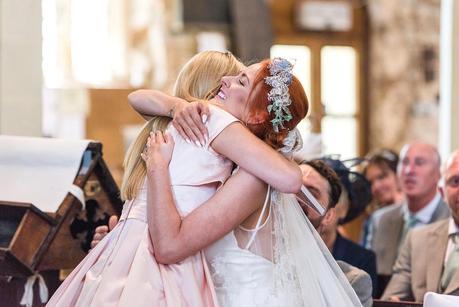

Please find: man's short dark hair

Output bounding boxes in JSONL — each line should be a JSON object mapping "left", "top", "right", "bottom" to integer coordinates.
{"left": 301, "top": 159, "right": 342, "bottom": 209}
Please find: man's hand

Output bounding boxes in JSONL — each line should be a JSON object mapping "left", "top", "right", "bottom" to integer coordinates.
{"left": 90, "top": 215, "right": 118, "bottom": 249}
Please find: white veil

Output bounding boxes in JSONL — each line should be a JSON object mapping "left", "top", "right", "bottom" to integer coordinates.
{"left": 271, "top": 190, "right": 362, "bottom": 307}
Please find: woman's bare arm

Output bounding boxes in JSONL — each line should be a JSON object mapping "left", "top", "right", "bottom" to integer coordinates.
{"left": 147, "top": 165, "right": 267, "bottom": 264}
{"left": 128, "top": 89, "right": 187, "bottom": 120}
{"left": 143, "top": 131, "right": 266, "bottom": 263}
{"left": 211, "top": 123, "right": 302, "bottom": 194}
{"left": 130, "top": 90, "right": 302, "bottom": 193}
{"left": 128, "top": 90, "right": 209, "bottom": 144}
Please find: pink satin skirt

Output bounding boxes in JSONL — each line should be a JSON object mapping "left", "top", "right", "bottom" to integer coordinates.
{"left": 47, "top": 217, "right": 218, "bottom": 307}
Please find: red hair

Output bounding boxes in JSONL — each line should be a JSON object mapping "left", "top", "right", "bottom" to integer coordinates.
{"left": 245, "top": 59, "right": 309, "bottom": 149}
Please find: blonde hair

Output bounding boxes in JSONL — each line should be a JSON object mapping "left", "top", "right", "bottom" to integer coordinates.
{"left": 174, "top": 51, "right": 244, "bottom": 101}
{"left": 120, "top": 51, "right": 244, "bottom": 200}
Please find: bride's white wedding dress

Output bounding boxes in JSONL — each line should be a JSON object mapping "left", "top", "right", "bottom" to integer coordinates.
{"left": 205, "top": 187, "right": 278, "bottom": 306}
{"left": 205, "top": 186, "right": 362, "bottom": 307}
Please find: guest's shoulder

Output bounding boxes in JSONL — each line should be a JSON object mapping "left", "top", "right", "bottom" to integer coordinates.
{"left": 337, "top": 261, "right": 373, "bottom": 307}
{"left": 411, "top": 218, "right": 449, "bottom": 237}
{"left": 338, "top": 260, "right": 372, "bottom": 284}
{"left": 373, "top": 203, "right": 404, "bottom": 222}
{"left": 434, "top": 199, "right": 450, "bottom": 219}
{"left": 337, "top": 234, "right": 375, "bottom": 258}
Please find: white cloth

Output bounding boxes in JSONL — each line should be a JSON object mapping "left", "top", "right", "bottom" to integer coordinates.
{"left": 424, "top": 291, "right": 459, "bottom": 306}
{"left": 204, "top": 188, "right": 362, "bottom": 307}
{"left": 0, "top": 135, "right": 90, "bottom": 212}
{"left": 205, "top": 186, "right": 276, "bottom": 307}
{"left": 271, "top": 191, "right": 362, "bottom": 306}
{"left": 20, "top": 273, "right": 49, "bottom": 307}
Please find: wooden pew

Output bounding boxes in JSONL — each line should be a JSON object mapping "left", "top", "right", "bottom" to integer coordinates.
{"left": 0, "top": 141, "right": 123, "bottom": 306}
{"left": 373, "top": 299, "right": 423, "bottom": 307}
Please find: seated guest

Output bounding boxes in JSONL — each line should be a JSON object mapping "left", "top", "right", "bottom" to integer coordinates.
{"left": 337, "top": 260, "right": 373, "bottom": 307}
{"left": 317, "top": 158, "right": 378, "bottom": 297}
{"left": 367, "top": 142, "right": 449, "bottom": 295}
{"left": 382, "top": 150, "right": 459, "bottom": 302}
{"left": 361, "top": 149, "right": 405, "bottom": 247}
{"left": 298, "top": 160, "right": 373, "bottom": 306}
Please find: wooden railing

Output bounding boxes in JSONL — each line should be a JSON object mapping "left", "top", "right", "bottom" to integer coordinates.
{"left": 373, "top": 299, "right": 423, "bottom": 307}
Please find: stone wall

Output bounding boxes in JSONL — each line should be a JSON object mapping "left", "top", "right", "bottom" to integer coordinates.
{"left": 367, "top": 0, "right": 441, "bottom": 151}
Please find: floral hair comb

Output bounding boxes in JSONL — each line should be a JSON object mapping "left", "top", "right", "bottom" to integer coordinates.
{"left": 265, "top": 57, "right": 294, "bottom": 133}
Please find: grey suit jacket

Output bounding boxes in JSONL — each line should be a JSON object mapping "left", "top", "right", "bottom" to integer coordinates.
{"left": 337, "top": 260, "right": 373, "bottom": 307}
{"left": 382, "top": 219, "right": 459, "bottom": 302}
{"left": 368, "top": 198, "right": 449, "bottom": 275}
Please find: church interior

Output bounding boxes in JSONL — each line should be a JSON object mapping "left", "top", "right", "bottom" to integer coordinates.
{"left": 0, "top": 0, "right": 458, "bottom": 306}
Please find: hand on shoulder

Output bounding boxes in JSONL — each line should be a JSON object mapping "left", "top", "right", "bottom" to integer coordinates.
{"left": 172, "top": 100, "right": 209, "bottom": 146}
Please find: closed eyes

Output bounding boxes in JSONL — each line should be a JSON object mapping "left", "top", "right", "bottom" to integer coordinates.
{"left": 239, "top": 73, "right": 249, "bottom": 86}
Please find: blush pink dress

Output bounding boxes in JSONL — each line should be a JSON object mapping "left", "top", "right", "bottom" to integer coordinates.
{"left": 47, "top": 105, "right": 238, "bottom": 307}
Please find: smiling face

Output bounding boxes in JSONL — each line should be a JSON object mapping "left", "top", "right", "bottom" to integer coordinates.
{"left": 215, "top": 58, "right": 309, "bottom": 151}
{"left": 366, "top": 163, "right": 400, "bottom": 205}
{"left": 215, "top": 63, "right": 261, "bottom": 122}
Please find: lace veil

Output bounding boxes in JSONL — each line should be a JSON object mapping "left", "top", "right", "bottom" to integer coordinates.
{"left": 271, "top": 190, "right": 362, "bottom": 306}
{"left": 235, "top": 127, "right": 362, "bottom": 306}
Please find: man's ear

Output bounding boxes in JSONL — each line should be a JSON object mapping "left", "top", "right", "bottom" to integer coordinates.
{"left": 438, "top": 184, "right": 445, "bottom": 200}
{"left": 322, "top": 208, "right": 336, "bottom": 227}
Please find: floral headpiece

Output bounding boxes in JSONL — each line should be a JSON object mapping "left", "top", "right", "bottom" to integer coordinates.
{"left": 265, "top": 57, "right": 294, "bottom": 133}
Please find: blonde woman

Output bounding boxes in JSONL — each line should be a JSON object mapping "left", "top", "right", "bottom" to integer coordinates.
{"left": 47, "top": 52, "right": 305, "bottom": 306}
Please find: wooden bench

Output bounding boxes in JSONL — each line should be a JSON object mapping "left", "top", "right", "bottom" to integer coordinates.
{"left": 373, "top": 299, "right": 423, "bottom": 307}
{"left": 0, "top": 141, "right": 123, "bottom": 306}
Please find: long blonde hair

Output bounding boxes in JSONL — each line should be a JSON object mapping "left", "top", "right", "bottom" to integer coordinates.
{"left": 120, "top": 51, "right": 244, "bottom": 200}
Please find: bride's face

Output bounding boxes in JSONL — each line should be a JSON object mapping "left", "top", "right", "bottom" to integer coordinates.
{"left": 214, "top": 63, "right": 261, "bottom": 122}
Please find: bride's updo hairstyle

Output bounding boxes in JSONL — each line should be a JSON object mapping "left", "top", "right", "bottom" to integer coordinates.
{"left": 245, "top": 59, "right": 309, "bottom": 150}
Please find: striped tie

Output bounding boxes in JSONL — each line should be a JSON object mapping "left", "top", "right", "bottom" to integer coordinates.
{"left": 440, "top": 233, "right": 459, "bottom": 291}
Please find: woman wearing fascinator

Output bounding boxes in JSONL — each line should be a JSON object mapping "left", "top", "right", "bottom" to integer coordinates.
{"left": 361, "top": 149, "right": 405, "bottom": 248}
{"left": 55, "top": 52, "right": 362, "bottom": 306}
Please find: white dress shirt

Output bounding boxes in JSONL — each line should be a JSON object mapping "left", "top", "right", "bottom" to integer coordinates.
{"left": 403, "top": 192, "right": 442, "bottom": 227}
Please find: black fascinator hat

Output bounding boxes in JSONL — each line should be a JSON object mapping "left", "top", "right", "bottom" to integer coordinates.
{"left": 320, "top": 156, "right": 372, "bottom": 224}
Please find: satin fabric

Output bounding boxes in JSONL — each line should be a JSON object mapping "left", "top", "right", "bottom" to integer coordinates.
{"left": 47, "top": 106, "right": 238, "bottom": 307}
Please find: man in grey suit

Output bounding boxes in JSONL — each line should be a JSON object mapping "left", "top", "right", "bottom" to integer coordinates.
{"left": 382, "top": 150, "right": 459, "bottom": 302}
{"left": 337, "top": 260, "right": 373, "bottom": 307}
{"left": 367, "top": 142, "right": 449, "bottom": 292}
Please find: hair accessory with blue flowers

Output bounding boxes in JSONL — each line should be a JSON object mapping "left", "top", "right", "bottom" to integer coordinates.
{"left": 265, "top": 57, "right": 294, "bottom": 132}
